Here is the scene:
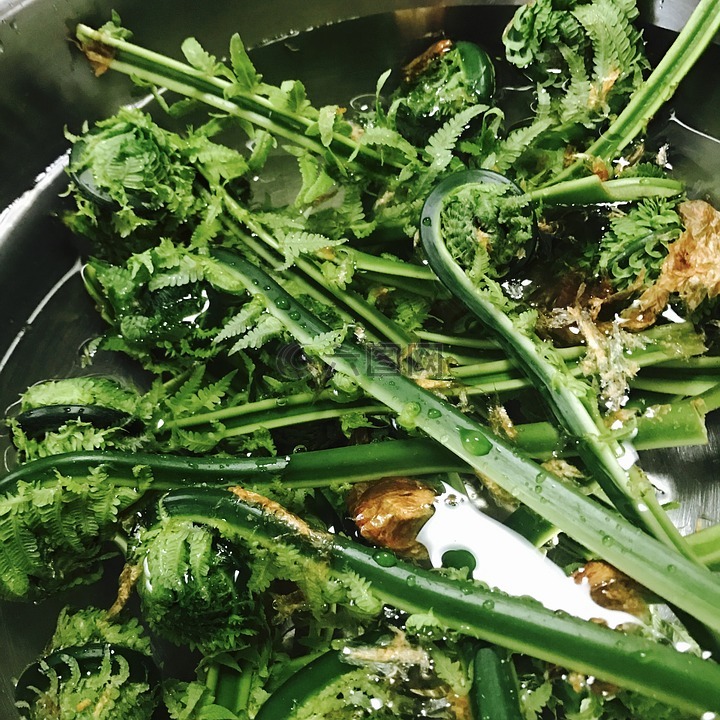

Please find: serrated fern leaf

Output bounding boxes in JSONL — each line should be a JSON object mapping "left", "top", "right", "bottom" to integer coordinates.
{"left": 596, "top": 198, "right": 683, "bottom": 290}
{"left": 163, "top": 365, "right": 206, "bottom": 415}
{"left": 571, "top": 0, "right": 645, "bottom": 109}
{"left": 229, "top": 315, "right": 284, "bottom": 354}
{"left": 0, "top": 475, "right": 141, "bottom": 601}
{"left": 277, "top": 231, "right": 346, "bottom": 271}
{"left": 215, "top": 297, "right": 265, "bottom": 343}
{"left": 424, "top": 105, "right": 487, "bottom": 174}
{"left": 185, "top": 372, "right": 237, "bottom": 415}
{"left": 148, "top": 253, "right": 209, "bottom": 290}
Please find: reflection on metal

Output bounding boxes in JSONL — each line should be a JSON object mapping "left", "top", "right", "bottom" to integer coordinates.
{"left": 393, "top": 7, "right": 447, "bottom": 42}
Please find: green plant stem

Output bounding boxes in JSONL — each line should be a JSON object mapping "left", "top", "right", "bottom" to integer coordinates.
{"left": 630, "top": 376, "right": 720, "bottom": 397}
{"left": 216, "top": 401, "right": 388, "bottom": 439}
{"left": 415, "top": 330, "right": 499, "bottom": 350}
{"left": 158, "top": 486, "right": 720, "bottom": 716}
{"left": 203, "top": 248, "right": 720, "bottom": 634}
{"left": 688, "top": 524, "right": 720, "bottom": 569}
{"left": 513, "top": 397, "right": 709, "bottom": 459}
{"left": 163, "top": 390, "right": 337, "bottom": 429}
{"left": 470, "top": 646, "right": 523, "bottom": 720}
{"left": 524, "top": 176, "right": 683, "bottom": 205}
{"left": 254, "top": 648, "right": 351, "bottom": 720}
{"left": 351, "top": 250, "right": 437, "bottom": 280}
{"left": 550, "top": 0, "right": 720, "bottom": 182}
{"left": 1, "top": 439, "right": 467, "bottom": 493}
{"left": 162, "top": 393, "right": 388, "bottom": 439}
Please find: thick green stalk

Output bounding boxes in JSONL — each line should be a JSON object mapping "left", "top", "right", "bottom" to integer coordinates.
{"left": 524, "top": 176, "right": 683, "bottom": 205}
{"left": 158, "top": 486, "right": 720, "bottom": 716}
{"left": 254, "top": 649, "right": 351, "bottom": 720}
{"left": 550, "top": 0, "right": 720, "bottom": 182}
{"left": 0, "top": 439, "right": 466, "bottom": 493}
{"left": 630, "top": 376, "right": 720, "bottom": 397}
{"left": 688, "top": 524, "right": 720, "bottom": 569}
{"left": 470, "top": 646, "right": 523, "bottom": 720}
{"left": 514, "top": 397, "right": 709, "bottom": 459}
{"left": 202, "top": 249, "right": 720, "bottom": 634}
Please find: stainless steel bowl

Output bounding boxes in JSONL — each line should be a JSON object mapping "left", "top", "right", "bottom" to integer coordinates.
{"left": 0, "top": 0, "right": 718, "bottom": 716}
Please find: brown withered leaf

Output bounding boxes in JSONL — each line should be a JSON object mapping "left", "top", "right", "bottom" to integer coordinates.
{"left": 107, "top": 563, "right": 142, "bottom": 619}
{"left": 79, "top": 40, "right": 116, "bottom": 77}
{"left": 402, "top": 39, "right": 453, "bottom": 82}
{"left": 623, "top": 199, "right": 720, "bottom": 329}
{"left": 573, "top": 560, "right": 647, "bottom": 618}
{"left": 346, "top": 477, "right": 436, "bottom": 559}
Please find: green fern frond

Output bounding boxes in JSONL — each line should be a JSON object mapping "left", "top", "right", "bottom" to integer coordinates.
{"left": 229, "top": 315, "right": 284, "bottom": 354}
{"left": 215, "top": 297, "right": 265, "bottom": 343}
{"left": 277, "top": 230, "right": 345, "bottom": 271}
{"left": 424, "top": 104, "right": 488, "bottom": 174}
{"left": 163, "top": 365, "right": 206, "bottom": 415}
{"left": 0, "top": 474, "right": 142, "bottom": 601}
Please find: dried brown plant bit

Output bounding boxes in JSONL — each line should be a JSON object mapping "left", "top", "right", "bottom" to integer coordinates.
{"left": 342, "top": 627, "right": 432, "bottom": 673}
{"left": 541, "top": 458, "right": 585, "bottom": 483}
{"left": 346, "top": 477, "right": 436, "bottom": 559}
{"left": 79, "top": 40, "right": 116, "bottom": 77}
{"left": 230, "top": 485, "right": 314, "bottom": 538}
{"left": 623, "top": 199, "right": 720, "bottom": 330}
{"left": 488, "top": 404, "right": 517, "bottom": 441}
{"left": 573, "top": 560, "right": 647, "bottom": 618}
{"left": 107, "top": 563, "right": 142, "bottom": 618}
{"left": 473, "top": 472, "right": 519, "bottom": 511}
{"left": 402, "top": 39, "right": 453, "bottom": 83}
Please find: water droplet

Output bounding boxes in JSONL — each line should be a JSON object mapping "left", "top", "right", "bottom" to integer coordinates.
{"left": 275, "top": 297, "right": 290, "bottom": 310}
{"left": 0, "top": 41, "right": 5, "bottom": 55}
{"left": 534, "top": 484, "right": 543, "bottom": 494}
{"left": 444, "top": 494, "right": 461, "bottom": 507}
{"left": 289, "top": 310, "right": 301, "bottom": 321}
{"left": 405, "top": 575, "right": 417, "bottom": 588}
{"left": 601, "top": 535, "right": 613, "bottom": 546}
{"left": 427, "top": 408, "right": 441, "bottom": 419}
{"left": 666, "top": 564, "right": 676, "bottom": 573}
{"left": 373, "top": 550, "right": 397, "bottom": 567}
{"left": 459, "top": 428, "right": 492, "bottom": 456}
{"left": 349, "top": 93, "right": 377, "bottom": 112}
{"left": 402, "top": 402, "right": 421, "bottom": 418}
{"left": 482, "top": 599, "right": 495, "bottom": 610}
{"left": 422, "top": 216, "right": 432, "bottom": 227}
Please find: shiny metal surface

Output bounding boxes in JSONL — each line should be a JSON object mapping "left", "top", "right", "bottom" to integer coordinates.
{"left": 0, "top": 0, "right": 717, "bottom": 717}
